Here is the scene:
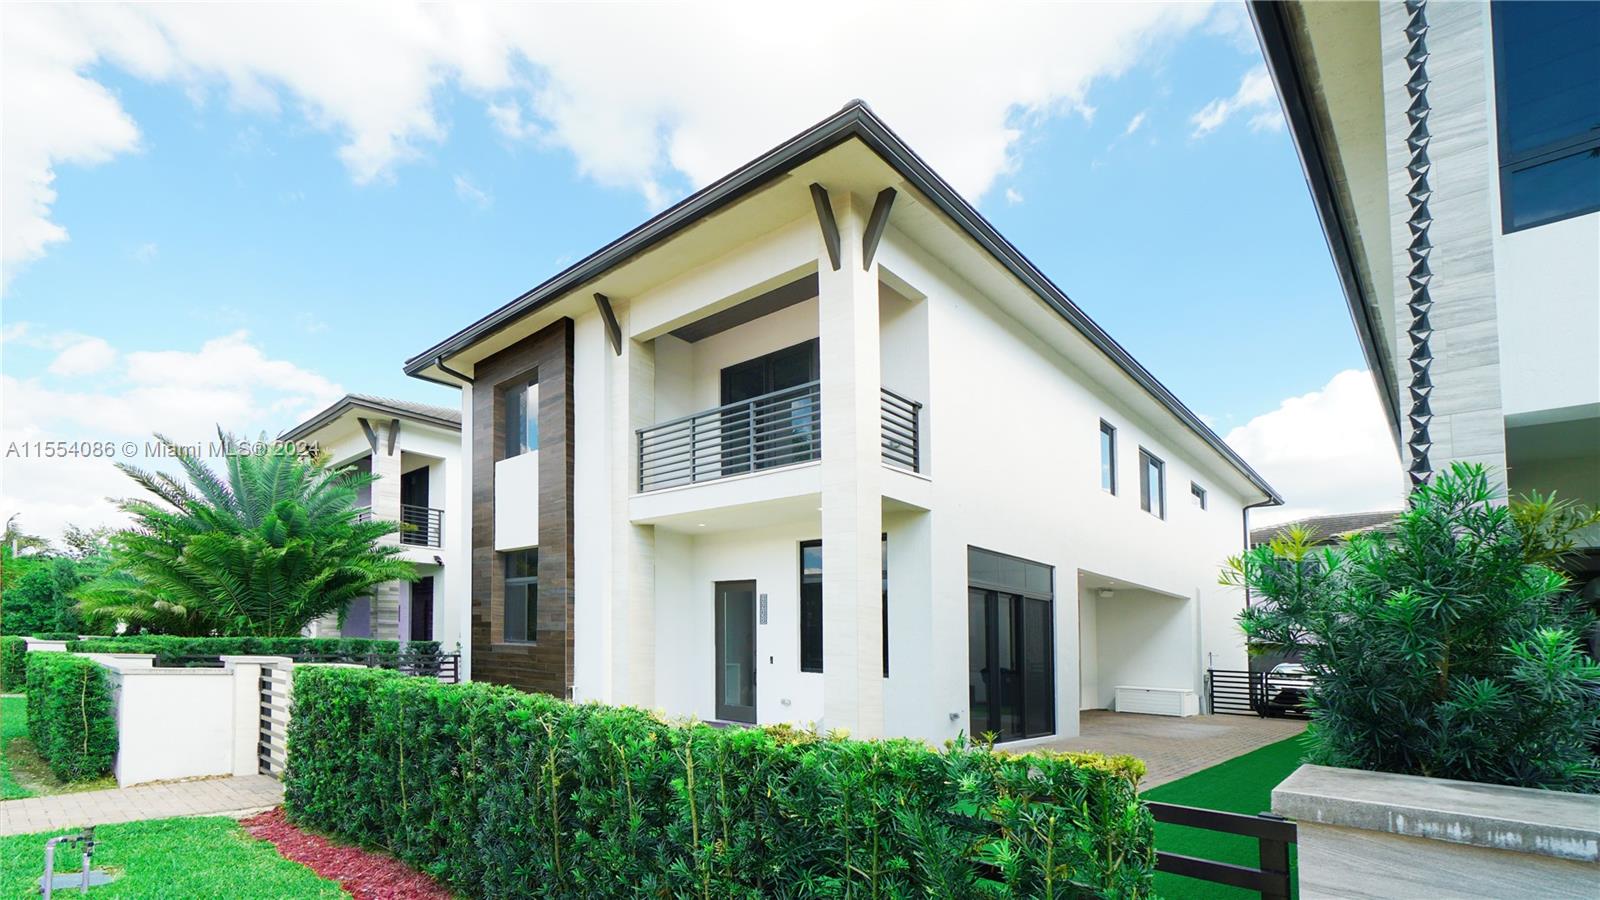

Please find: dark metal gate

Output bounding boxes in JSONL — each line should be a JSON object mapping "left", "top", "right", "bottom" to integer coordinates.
{"left": 258, "top": 664, "right": 290, "bottom": 777}
{"left": 1206, "top": 668, "right": 1312, "bottom": 719}
{"left": 1149, "top": 801, "right": 1296, "bottom": 899}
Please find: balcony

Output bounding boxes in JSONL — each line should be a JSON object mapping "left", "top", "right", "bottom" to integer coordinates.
{"left": 399, "top": 504, "right": 444, "bottom": 549}
{"left": 635, "top": 382, "right": 921, "bottom": 493}
{"left": 638, "top": 381, "right": 821, "bottom": 492}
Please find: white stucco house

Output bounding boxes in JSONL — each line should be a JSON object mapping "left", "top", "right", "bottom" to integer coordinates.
{"left": 280, "top": 393, "right": 462, "bottom": 643}
{"left": 405, "top": 101, "right": 1280, "bottom": 745}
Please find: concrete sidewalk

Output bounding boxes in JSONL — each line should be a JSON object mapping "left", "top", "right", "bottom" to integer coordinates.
{"left": 0, "top": 775, "right": 283, "bottom": 836}
{"left": 1046, "top": 710, "right": 1307, "bottom": 789}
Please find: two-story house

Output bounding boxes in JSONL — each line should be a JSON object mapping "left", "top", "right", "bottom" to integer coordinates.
{"left": 280, "top": 394, "right": 462, "bottom": 643}
{"left": 405, "top": 102, "right": 1280, "bottom": 745}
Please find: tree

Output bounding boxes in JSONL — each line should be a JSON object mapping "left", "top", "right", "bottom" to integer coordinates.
{"left": 1225, "top": 463, "right": 1600, "bottom": 792}
{"left": 1, "top": 556, "right": 88, "bottom": 636}
{"left": 78, "top": 431, "right": 416, "bottom": 636}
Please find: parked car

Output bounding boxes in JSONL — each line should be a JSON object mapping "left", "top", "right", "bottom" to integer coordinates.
{"left": 1262, "top": 662, "right": 1313, "bottom": 716}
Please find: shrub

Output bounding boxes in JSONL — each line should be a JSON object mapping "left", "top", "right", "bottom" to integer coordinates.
{"left": 25, "top": 653, "right": 117, "bottom": 781}
{"left": 0, "top": 637, "right": 25, "bottom": 692}
{"left": 66, "top": 635, "right": 440, "bottom": 665}
{"left": 31, "top": 632, "right": 81, "bottom": 641}
{"left": 1, "top": 556, "right": 87, "bottom": 636}
{"left": 1227, "top": 463, "right": 1600, "bottom": 792}
{"left": 287, "top": 667, "right": 1156, "bottom": 898}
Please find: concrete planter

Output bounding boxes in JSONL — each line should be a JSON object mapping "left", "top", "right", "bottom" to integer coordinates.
{"left": 1273, "top": 764, "right": 1599, "bottom": 899}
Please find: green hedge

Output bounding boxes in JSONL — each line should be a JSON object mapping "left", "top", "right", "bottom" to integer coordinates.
{"left": 67, "top": 636, "right": 440, "bottom": 665}
{"left": 25, "top": 653, "right": 117, "bottom": 781}
{"left": 0, "top": 637, "right": 25, "bottom": 692}
{"left": 286, "top": 667, "right": 1155, "bottom": 898}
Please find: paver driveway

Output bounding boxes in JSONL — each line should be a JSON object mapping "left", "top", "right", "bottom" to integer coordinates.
{"left": 1046, "top": 710, "right": 1306, "bottom": 789}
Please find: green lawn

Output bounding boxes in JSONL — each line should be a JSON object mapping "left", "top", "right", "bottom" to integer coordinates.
{"left": 1143, "top": 732, "right": 1311, "bottom": 899}
{"left": 1, "top": 816, "right": 348, "bottom": 899}
{"left": 1, "top": 693, "right": 116, "bottom": 800}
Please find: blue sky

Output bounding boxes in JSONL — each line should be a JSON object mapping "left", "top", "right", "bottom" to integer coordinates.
{"left": 0, "top": 2, "right": 1404, "bottom": 537}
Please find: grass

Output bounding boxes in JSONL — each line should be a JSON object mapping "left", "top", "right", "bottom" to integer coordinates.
{"left": 0, "top": 693, "right": 117, "bottom": 800}
{"left": 1, "top": 816, "right": 348, "bottom": 899}
{"left": 1142, "top": 731, "right": 1311, "bottom": 899}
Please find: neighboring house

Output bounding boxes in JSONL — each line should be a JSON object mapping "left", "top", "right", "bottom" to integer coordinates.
{"left": 405, "top": 101, "right": 1280, "bottom": 745}
{"left": 1250, "top": 510, "right": 1401, "bottom": 548}
{"left": 279, "top": 394, "right": 461, "bottom": 643}
{"left": 1249, "top": 1, "right": 1600, "bottom": 587}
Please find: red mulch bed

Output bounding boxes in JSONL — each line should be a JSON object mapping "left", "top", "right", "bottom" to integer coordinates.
{"left": 241, "top": 807, "right": 454, "bottom": 900}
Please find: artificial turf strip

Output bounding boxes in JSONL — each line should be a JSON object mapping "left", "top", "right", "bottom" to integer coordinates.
{"left": 0, "top": 816, "right": 348, "bottom": 899}
{"left": 1142, "top": 731, "right": 1312, "bottom": 900}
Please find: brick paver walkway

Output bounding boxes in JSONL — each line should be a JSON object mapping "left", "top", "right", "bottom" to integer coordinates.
{"left": 1046, "top": 710, "right": 1306, "bottom": 789}
{"left": 0, "top": 775, "right": 284, "bottom": 836}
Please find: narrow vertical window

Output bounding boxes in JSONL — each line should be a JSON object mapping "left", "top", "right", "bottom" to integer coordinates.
{"left": 504, "top": 548, "right": 538, "bottom": 642}
{"left": 504, "top": 378, "right": 538, "bottom": 458}
{"left": 1191, "top": 482, "right": 1207, "bottom": 510}
{"left": 1139, "top": 448, "right": 1165, "bottom": 519}
{"left": 1099, "top": 420, "right": 1117, "bottom": 494}
{"left": 799, "top": 541, "right": 823, "bottom": 673}
{"left": 881, "top": 536, "right": 889, "bottom": 678}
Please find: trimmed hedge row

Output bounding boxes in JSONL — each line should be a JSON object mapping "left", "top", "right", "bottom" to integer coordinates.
{"left": 67, "top": 635, "right": 440, "bottom": 664}
{"left": 286, "top": 667, "right": 1156, "bottom": 898}
{"left": 25, "top": 652, "right": 117, "bottom": 781}
{"left": 0, "top": 636, "right": 25, "bottom": 692}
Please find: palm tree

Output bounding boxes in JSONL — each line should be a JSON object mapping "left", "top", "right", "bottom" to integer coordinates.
{"left": 78, "top": 431, "right": 416, "bottom": 636}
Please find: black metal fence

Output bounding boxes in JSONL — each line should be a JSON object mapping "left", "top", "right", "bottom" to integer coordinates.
{"left": 399, "top": 503, "right": 444, "bottom": 548}
{"left": 1149, "top": 801, "right": 1296, "bottom": 899}
{"left": 258, "top": 665, "right": 289, "bottom": 777}
{"left": 159, "top": 650, "right": 460, "bottom": 682}
{"left": 637, "top": 381, "right": 822, "bottom": 491}
{"left": 1207, "top": 668, "right": 1312, "bottom": 719}
{"left": 880, "top": 387, "right": 922, "bottom": 472}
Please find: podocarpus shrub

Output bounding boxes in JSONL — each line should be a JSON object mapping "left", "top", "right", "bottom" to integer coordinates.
{"left": 287, "top": 667, "right": 1155, "bottom": 898}
{"left": 31, "top": 632, "right": 82, "bottom": 641}
{"left": 1229, "top": 463, "right": 1600, "bottom": 792}
{"left": 25, "top": 653, "right": 117, "bottom": 781}
{"left": 0, "top": 636, "right": 26, "bottom": 691}
{"left": 67, "top": 635, "right": 440, "bottom": 665}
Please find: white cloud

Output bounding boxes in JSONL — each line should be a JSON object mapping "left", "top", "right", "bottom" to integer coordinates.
{"left": 1004, "top": 187, "right": 1024, "bottom": 205}
{"left": 1, "top": 329, "right": 343, "bottom": 539}
{"left": 1225, "top": 369, "right": 1406, "bottom": 527}
{"left": 1190, "top": 65, "right": 1282, "bottom": 138}
{"left": 453, "top": 174, "right": 492, "bottom": 209}
{"left": 1123, "top": 110, "right": 1148, "bottom": 137}
{"left": 131, "top": 241, "right": 158, "bottom": 262}
{"left": 47, "top": 337, "right": 118, "bottom": 376}
{"left": 4, "top": 1, "right": 1221, "bottom": 279}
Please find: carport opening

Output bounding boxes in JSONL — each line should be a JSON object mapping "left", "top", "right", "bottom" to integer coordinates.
{"left": 1077, "top": 571, "right": 1194, "bottom": 712}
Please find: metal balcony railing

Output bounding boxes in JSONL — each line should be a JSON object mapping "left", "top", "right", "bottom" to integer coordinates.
{"left": 399, "top": 503, "right": 444, "bottom": 548}
{"left": 638, "top": 381, "right": 822, "bottom": 492}
{"left": 354, "top": 505, "right": 373, "bottom": 523}
{"left": 880, "top": 387, "right": 922, "bottom": 472}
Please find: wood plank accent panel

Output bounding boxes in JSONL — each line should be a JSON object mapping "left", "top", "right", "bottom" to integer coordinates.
{"left": 470, "top": 318, "right": 575, "bottom": 695}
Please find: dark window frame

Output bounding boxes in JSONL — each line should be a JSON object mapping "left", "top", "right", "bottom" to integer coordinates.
{"left": 1190, "top": 481, "right": 1207, "bottom": 510}
{"left": 503, "top": 376, "right": 539, "bottom": 459}
{"left": 966, "top": 546, "right": 1055, "bottom": 742}
{"left": 1139, "top": 448, "right": 1166, "bottom": 519}
{"left": 503, "top": 548, "right": 539, "bottom": 644}
{"left": 797, "top": 535, "right": 889, "bottom": 677}
{"left": 1490, "top": 1, "right": 1600, "bottom": 233}
{"left": 1099, "top": 420, "right": 1117, "bottom": 495}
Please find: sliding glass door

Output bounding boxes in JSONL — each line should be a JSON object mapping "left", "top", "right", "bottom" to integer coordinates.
{"left": 967, "top": 548, "right": 1055, "bottom": 741}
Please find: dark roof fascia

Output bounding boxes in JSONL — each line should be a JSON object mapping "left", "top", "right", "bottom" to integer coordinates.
{"left": 1249, "top": 1, "right": 1403, "bottom": 451}
{"left": 405, "top": 101, "right": 1281, "bottom": 504}
{"left": 280, "top": 395, "right": 461, "bottom": 443}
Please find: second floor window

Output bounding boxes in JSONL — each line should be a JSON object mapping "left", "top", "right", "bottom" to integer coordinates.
{"left": 1491, "top": 1, "right": 1600, "bottom": 231}
{"left": 1099, "top": 421, "right": 1117, "bottom": 494}
{"left": 504, "top": 548, "right": 538, "bottom": 643}
{"left": 504, "top": 378, "right": 538, "bottom": 458}
{"left": 1191, "top": 482, "right": 1207, "bottom": 510}
{"left": 1139, "top": 448, "right": 1165, "bottom": 519}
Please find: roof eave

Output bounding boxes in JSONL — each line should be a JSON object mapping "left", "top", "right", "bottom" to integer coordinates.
{"left": 405, "top": 100, "right": 1281, "bottom": 505}
{"left": 280, "top": 396, "right": 461, "bottom": 443}
{"left": 1249, "top": 1, "right": 1403, "bottom": 453}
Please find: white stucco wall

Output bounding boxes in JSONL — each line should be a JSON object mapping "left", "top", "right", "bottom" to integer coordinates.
{"left": 1491, "top": 212, "right": 1600, "bottom": 418}
{"left": 95, "top": 657, "right": 259, "bottom": 787}
{"left": 494, "top": 450, "right": 541, "bottom": 551}
{"left": 563, "top": 207, "right": 1260, "bottom": 745}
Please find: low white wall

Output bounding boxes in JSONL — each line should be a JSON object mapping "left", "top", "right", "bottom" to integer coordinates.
{"left": 1274, "top": 764, "right": 1600, "bottom": 899}
{"left": 88, "top": 654, "right": 279, "bottom": 787}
